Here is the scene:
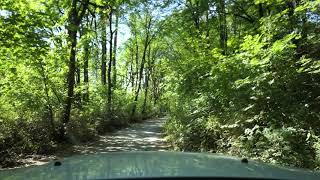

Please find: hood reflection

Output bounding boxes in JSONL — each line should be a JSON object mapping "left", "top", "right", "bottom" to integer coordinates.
{"left": 1, "top": 152, "right": 319, "bottom": 180}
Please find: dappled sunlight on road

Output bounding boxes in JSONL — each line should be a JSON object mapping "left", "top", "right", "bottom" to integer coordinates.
{"left": 4, "top": 118, "right": 170, "bottom": 169}
{"left": 72, "top": 118, "right": 170, "bottom": 154}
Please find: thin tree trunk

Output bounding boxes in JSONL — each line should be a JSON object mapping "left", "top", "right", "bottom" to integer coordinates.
{"left": 218, "top": 0, "right": 227, "bottom": 55}
{"left": 150, "top": 51, "right": 156, "bottom": 105}
{"left": 131, "top": 17, "right": 151, "bottom": 119}
{"left": 125, "top": 60, "right": 131, "bottom": 92}
{"left": 112, "top": 7, "right": 119, "bottom": 89}
{"left": 258, "top": 3, "right": 264, "bottom": 18}
{"left": 75, "top": 66, "right": 81, "bottom": 106}
{"left": 101, "top": 14, "right": 107, "bottom": 85}
{"left": 142, "top": 45, "right": 152, "bottom": 116}
{"left": 130, "top": 48, "right": 134, "bottom": 90}
{"left": 206, "top": 8, "right": 210, "bottom": 38}
{"left": 94, "top": 16, "right": 99, "bottom": 80}
{"left": 38, "top": 60, "right": 55, "bottom": 135}
{"left": 125, "top": 45, "right": 135, "bottom": 91}
{"left": 76, "top": 67, "right": 81, "bottom": 85}
{"left": 130, "top": 46, "right": 135, "bottom": 89}
{"left": 107, "top": 10, "right": 113, "bottom": 116}
{"left": 83, "top": 39, "right": 89, "bottom": 101}
{"left": 134, "top": 37, "right": 139, "bottom": 92}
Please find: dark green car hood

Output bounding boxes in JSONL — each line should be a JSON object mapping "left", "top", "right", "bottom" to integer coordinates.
{"left": 0, "top": 151, "right": 319, "bottom": 180}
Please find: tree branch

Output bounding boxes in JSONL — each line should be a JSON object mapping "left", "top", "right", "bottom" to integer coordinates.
{"left": 79, "top": 0, "right": 110, "bottom": 9}
{"left": 76, "top": 0, "right": 89, "bottom": 24}
{"left": 229, "top": 13, "right": 255, "bottom": 23}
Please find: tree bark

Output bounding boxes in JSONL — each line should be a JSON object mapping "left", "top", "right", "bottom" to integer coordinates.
{"left": 75, "top": 64, "right": 81, "bottom": 106}
{"left": 142, "top": 45, "right": 152, "bottom": 116}
{"left": 112, "top": 7, "right": 119, "bottom": 89}
{"left": 131, "top": 16, "right": 152, "bottom": 119}
{"left": 76, "top": 67, "right": 81, "bottom": 85}
{"left": 101, "top": 13, "right": 107, "bottom": 85}
{"left": 218, "top": 0, "right": 227, "bottom": 55}
{"left": 133, "top": 35, "right": 139, "bottom": 93}
{"left": 83, "top": 37, "right": 89, "bottom": 101}
{"left": 107, "top": 10, "right": 113, "bottom": 116}
{"left": 60, "top": 24, "right": 77, "bottom": 140}
{"left": 58, "top": 0, "right": 88, "bottom": 141}
{"left": 130, "top": 45, "right": 135, "bottom": 89}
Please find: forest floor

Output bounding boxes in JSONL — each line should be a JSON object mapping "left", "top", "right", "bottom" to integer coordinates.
{"left": 3, "top": 118, "right": 170, "bottom": 170}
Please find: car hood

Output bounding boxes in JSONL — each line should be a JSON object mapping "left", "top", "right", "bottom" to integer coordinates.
{"left": 0, "top": 151, "right": 319, "bottom": 180}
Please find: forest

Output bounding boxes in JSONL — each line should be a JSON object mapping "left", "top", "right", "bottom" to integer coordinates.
{"left": 1, "top": 0, "right": 320, "bottom": 170}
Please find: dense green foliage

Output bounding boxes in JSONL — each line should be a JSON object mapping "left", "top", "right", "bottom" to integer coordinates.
{"left": 1, "top": 0, "right": 320, "bottom": 170}
{"left": 161, "top": 0, "right": 320, "bottom": 169}
{"left": 0, "top": 0, "right": 166, "bottom": 167}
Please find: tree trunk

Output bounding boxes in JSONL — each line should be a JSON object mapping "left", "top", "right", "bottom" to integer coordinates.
{"left": 151, "top": 63, "right": 157, "bottom": 106}
{"left": 75, "top": 64, "right": 81, "bottom": 106}
{"left": 142, "top": 45, "right": 152, "bottom": 116}
{"left": 101, "top": 14, "right": 107, "bottom": 85}
{"left": 134, "top": 36, "right": 139, "bottom": 92}
{"left": 58, "top": 0, "right": 88, "bottom": 141}
{"left": 258, "top": 3, "right": 264, "bottom": 18}
{"left": 205, "top": 8, "right": 210, "bottom": 38}
{"left": 59, "top": 28, "right": 77, "bottom": 140}
{"left": 187, "top": 0, "right": 200, "bottom": 30}
{"left": 76, "top": 67, "right": 81, "bottom": 85}
{"left": 287, "top": 0, "right": 296, "bottom": 32}
{"left": 38, "top": 60, "right": 55, "bottom": 136}
{"left": 130, "top": 46, "right": 135, "bottom": 89}
{"left": 112, "top": 7, "right": 119, "bottom": 89}
{"left": 131, "top": 17, "right": 151, "bottom": 119}
{"left": 218, "top": 0, "right": 227, "bottom": 55}
{"left": 83, "top": 38, "right": 89, "bottom": 101}
{"left": 107, "top": 10, "right": 113, "bottom": 116}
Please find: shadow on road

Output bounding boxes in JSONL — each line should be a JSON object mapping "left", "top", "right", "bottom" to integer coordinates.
{"left": 2, "top": 118, "right": 170, "bottom": 169}
{"left": 72, "top": 118, "right": 170, "bottom": 154}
